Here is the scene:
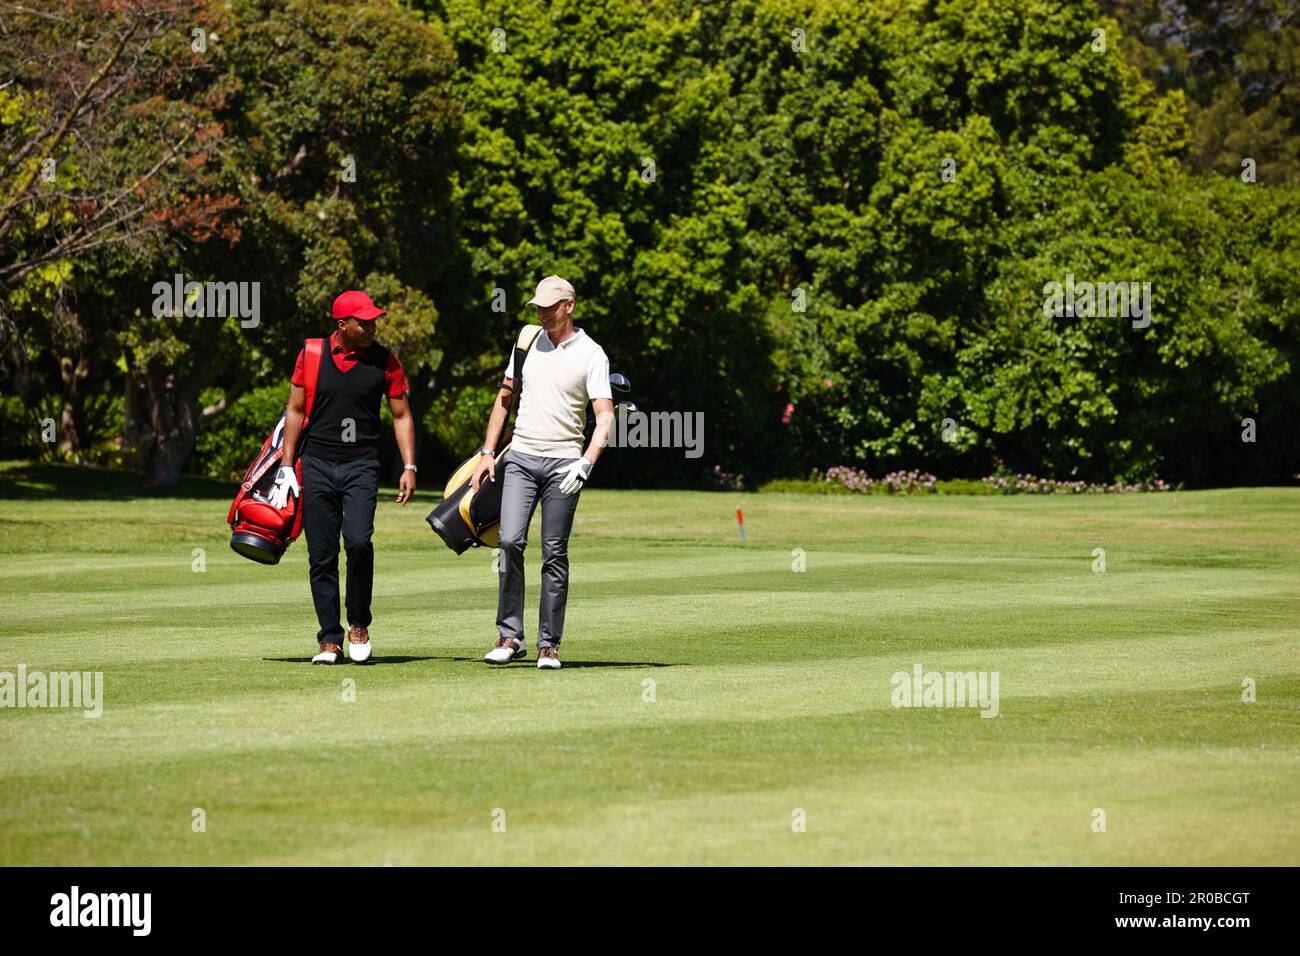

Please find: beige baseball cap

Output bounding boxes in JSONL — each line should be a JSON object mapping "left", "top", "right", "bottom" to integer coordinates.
{"left": 526, "top": 274, "right": 576, "bottom": 307}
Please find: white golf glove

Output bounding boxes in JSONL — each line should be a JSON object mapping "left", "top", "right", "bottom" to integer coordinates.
{"left": 269, "top": 465, "right": 300, "bottom": 509}
{"left": 558, "top": 458, "right": 592, "bottom": 496}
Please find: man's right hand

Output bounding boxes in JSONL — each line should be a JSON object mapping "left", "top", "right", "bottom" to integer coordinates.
{"left": 269, "top": 465, "right": 300, "bottom": 509}
{"left": 470, "top": 454, "right": 495, "bottom": 491}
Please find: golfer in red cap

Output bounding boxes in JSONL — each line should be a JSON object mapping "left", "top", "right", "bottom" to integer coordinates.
{"left": 276, "top": 290, "right": 417, "bottom": 664}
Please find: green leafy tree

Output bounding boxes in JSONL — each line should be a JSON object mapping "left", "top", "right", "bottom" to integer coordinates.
{"left": 1101, "top": 0, "right": 1300, "bottom": 182}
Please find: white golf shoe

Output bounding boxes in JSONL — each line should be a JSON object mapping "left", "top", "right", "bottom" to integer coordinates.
{"left": 348, "top": 625, "right": 372, "bottom": 663}
{"left": 311, "top": 641, "right": 343, "bottom": 665}
{"left": 537, "top": 646, "right": 561, "bottom": 670}
{"left": 485, "top": 636, "right": 526, "bottom": 664}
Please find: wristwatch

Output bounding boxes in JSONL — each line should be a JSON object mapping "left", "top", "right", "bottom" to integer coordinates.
{"left": 403, "top": 463, "right": 417, "bottom": 472}
{"left": 477, "top": 446, "right": 495, "bottom": 457}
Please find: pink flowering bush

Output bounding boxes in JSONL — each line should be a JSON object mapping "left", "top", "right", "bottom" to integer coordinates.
{"left": 819, "top": 467, "right": 939, "bottom": 495}
{"left": 982, "top": 474, "right": 1173, "bottom": 494}
{"left": 805, "top": 467, "right": 1175, "bottom": 496}
{"left": 822, "top": 465, "right": 875, "bottom": 492}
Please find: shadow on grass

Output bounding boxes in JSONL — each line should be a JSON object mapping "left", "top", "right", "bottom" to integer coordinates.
{"left": 486, "top": 659, "right": 673, "bottom": 669}
{"left": 0, "top": 460, "right": 237, "bottom": 500}
{"left": 263, "top": 655, "right": 672, "bottom": 668}
{"left": 0, "top": 460, "right": 442, "bottom": 504}
{"left": 552, "top": 660, "right": 671, "bottom": 668}
{"left": 263, "top": 655, "right": 441, "bottom": 664}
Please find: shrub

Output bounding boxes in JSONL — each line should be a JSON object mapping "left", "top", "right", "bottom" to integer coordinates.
{"left": 190, "top": 386, "right": 289, "bottom": 480}
{"left": 981, "top": 474, "right": 1175, "bottom": 494}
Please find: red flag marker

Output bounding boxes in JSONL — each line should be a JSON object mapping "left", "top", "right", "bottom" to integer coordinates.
{"left": 736, "top": 508, "right": 747, "bottom": 541}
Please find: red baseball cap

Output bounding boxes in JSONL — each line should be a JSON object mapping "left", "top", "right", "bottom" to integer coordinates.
{"left": 332, "top": 290, "right": 386, "bottom": 322}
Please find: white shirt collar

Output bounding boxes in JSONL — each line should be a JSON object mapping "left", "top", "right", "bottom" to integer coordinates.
{"left": 546, "top": 327, "right": 585, "bottom": 349}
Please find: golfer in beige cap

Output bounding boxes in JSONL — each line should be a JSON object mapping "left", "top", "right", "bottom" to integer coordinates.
{"left": 472, "top": 275, "right": 614, "bottom": 669}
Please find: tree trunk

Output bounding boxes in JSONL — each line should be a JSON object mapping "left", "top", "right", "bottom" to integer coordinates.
{"left": 142, "top": 424, "right": 194, "bottom": 490}
{"left": 139, "top": 356, "right": 210, "bottom": 494}
{"left": 139, "top": 318, "right": 223, "bottom": 491}
{"left": 121, "top": 366, "right": 152, "bottom": 471}
{"left": 141, "top": 364, "right": 201, "bottom": 491}
{"left": 58, "top": 353, "right": 90, "bottom": 457}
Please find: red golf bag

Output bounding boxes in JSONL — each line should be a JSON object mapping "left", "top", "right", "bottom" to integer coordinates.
{"left": 227, "top": 338, "right": 324, "bottom": 564}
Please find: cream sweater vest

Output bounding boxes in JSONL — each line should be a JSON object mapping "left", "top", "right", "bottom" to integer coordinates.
{"left": 511, "top": 328, "right": 607, "bottom": 458}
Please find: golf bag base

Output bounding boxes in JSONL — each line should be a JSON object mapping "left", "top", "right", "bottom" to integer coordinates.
{"left": 227, "top": 415, "right": 305, "bottom": 565}
{"left": 231, "top": 528, "right": 288, "bottom": 565}
{"left": 426, "top": 444, "right": 509, "bottom": 555}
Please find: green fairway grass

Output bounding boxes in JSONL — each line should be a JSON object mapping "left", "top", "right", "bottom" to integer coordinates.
{"left": 1, "top": 460, "right": 1297, "bottom": 865}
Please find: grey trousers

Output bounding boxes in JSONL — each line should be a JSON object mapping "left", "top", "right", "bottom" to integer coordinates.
{"left": 496, "top": 450, "right": 582, "bottom": 648}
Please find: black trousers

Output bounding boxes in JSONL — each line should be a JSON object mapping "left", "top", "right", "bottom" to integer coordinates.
{"left": 300, "top": 454, "right": 381, "bottom": 644}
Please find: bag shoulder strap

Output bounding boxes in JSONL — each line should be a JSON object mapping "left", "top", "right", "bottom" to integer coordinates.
{"left": 516, "top": 324, "right": 544, "bottom": 351}
{"left": 514, "top": 324, "right": 543, "bottom": 376}
{"left": 302, "top": 337, "right": 325, "bottom": 423}
{"left": 508, "top": 324, "right": 544, "bottom": 419}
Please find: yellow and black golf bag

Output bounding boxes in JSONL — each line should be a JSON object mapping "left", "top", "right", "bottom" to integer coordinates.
{"left": 426, "top": 325, "right": 543, "bottom": 554}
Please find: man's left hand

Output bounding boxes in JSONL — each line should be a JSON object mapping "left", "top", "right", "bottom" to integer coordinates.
{"left": 558, "top": 458, "right": 592, "bottom": 496}
{"left": 397, "top": 468, "right": 416, "bottom": 506}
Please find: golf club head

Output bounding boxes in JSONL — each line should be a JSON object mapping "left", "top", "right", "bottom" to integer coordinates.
{"left": 616, "top": 400, "right": 638, "bottom": 414}
{"left": 609, "top": 372, "right": 631, "bottom": 393}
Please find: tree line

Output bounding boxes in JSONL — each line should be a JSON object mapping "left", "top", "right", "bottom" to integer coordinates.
{"left": 2, "top": 0, "right": 1296, "bottom": 490}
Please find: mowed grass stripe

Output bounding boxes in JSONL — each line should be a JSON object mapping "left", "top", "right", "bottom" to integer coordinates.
{"left": 3, "top": 632, "right": 1295, "bottom": 766}
{"left": 3, "top": 700, "right": 1296, "bottom": 866}
{"left": 5, "top": 568, "right": 1295, "bottom": 659}
{"left": 1, "top": 480, "right": 1297, "bottom": 864}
